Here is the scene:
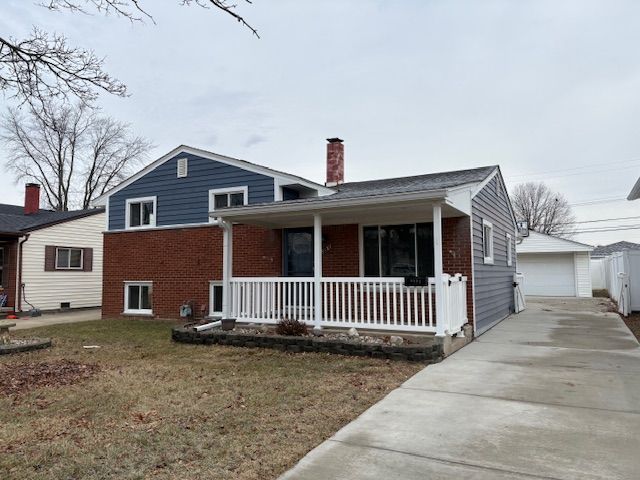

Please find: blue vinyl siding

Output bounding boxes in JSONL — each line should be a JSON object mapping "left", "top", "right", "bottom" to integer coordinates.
{"left": 472, "top": 174, "right": 517, "bottom": 335}
{"left": 108, "top": 152, "right": 274, "bottom": 230}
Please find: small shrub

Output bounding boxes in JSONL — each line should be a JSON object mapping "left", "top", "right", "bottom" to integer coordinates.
{"left": 275, "top": 318, "right": 308, "bottom": 336}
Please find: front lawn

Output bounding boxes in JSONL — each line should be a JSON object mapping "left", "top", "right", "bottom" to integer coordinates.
{"left": 0, "top": 319, "right": 421, "bottom": 479}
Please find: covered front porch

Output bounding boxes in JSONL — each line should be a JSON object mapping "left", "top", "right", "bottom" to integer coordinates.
{"left": 213, "top": 194, "right": 472, "bottom": 337}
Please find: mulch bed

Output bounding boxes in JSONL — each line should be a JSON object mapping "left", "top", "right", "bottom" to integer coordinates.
{"left": 0, "top": 360, "right": 100, "bottom": 396}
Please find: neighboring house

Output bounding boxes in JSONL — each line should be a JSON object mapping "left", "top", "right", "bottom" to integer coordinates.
{"left": 628, "top": 177, "right": 640, "bottom": 200}
{"left": 516, "top": 231, "right": 593, "bottom": 297}
{"left": 591, "top": 241, "right": 640, "bottom": 258}
{"left": 94, "top": 140, "right": 517, "bottom": 336}
{"left": 0, "top": 184, "right": 104, "bottom": 312}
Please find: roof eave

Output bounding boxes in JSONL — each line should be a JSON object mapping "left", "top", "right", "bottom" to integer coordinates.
{"left": 210, "top": 189, "right": 448, "bottom": 220}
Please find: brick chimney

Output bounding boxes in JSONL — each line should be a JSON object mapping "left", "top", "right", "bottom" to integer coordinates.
{"left": 24, "top": 183, "right": 40, "bottom": 215}
{"left": 326, "top": 138, "right": 344, "bottom": 186}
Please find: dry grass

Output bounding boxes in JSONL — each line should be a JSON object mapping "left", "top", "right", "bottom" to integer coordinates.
{"left": 0, "top": 319, "right": 421, "bottom": 479}
{"left": 622, "top": 312, "right": 640, "bottom": 341}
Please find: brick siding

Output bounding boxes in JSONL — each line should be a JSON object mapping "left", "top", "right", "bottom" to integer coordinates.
{"left": 102, "top": 219, "right": 473, "bottom": 324}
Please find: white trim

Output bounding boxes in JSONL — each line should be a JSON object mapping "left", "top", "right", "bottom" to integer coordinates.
{"left": 469, "top": 216, "right": 477, "bottom": 334}
{"left": 506, "top": 233, "right": 513, "bottom": 267}
{"left": 92, "top": 145, "right": 334, "bottom": 206}
{"left": 358, "top": 224, "right": 364, "bottom": 276}
{"left": 55, "top": 247, "right": 84, "bottom": 270}
{"left": 209, "top": 281, "right": 223, "bottom": 317}
{"left": 212, "top": 189, "right": 448, "bottom": 220}
{"left": 123, "top": 281, "right": 153, "bottom": 315}
{"left": 125, "top": 196, "right": 157, "bottom": 230}
{"left": 472, "top": 168, "right": 518, "bottom": 228}
{"left": 106, "top": 221, "right": 217, "bottom": 234}
{"left": 209, "top": 186, "right": 249, "bottom": 223}
{"left": 482, "top": 219, "right": 494, "bottom": 265}
{"left": 105, "top": 197, "right": 110, "bottom": 231}
{"left": 573, "top": 252, "right": 580, "bottom": 297}
{"left": 273, "top": 177, "right": 283, "bottom": 202}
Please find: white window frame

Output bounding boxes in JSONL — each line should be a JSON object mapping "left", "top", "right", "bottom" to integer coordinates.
{"left": 55, "top": 247, "right": 84, "bottom": 270}
{"left": 124, "top": 281, "right": 153, "bottom": 315}
{"left": 125, "top": 196, "right": 157, "bottom": 230}
{"left": 482, "top": 219, "right": 494, "bottom": 265}
{"left": 209, "top": 281, "right": 223, "bottom": 318}
{"left": 208, "top": 186, "right": 248, "bottom": 222}
{"left": 506, "top": 233, "right": 513, "bottom": 267}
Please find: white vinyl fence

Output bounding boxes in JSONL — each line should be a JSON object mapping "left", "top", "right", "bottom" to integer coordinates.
{"left": 601, "top": 251, "right": 640, "bottom": 316}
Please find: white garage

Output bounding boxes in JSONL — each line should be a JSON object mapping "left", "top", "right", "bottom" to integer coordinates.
{"left": 516, "top": 231, "right": 593, "bottom": 297}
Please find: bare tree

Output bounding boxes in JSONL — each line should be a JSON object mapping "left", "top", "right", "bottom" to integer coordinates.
{"left": 1, "top": 101, "right": 151, "bottom": 210}
{"left": 0, "top": 0, "right": 256, "bottom": 105}
{"left": 510, "top": 182, "right": 576, "bottom": 237}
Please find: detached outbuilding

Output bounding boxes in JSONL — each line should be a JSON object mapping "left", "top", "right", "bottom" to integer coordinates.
{"left": 516, "top": 231, "right": 593, "bottom": 297}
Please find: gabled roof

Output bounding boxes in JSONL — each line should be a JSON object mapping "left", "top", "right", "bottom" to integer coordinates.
{"left": 592, "top": 241, "right": 640, "bottom": 257}
{"left": 92, "top": 145, "right": 335, "bottom": 206}
{"left": 517, "top": 230, "right": 593, "bottom": 254}
{"left": 0, "top": 204, "right": 104, "bottom": 235}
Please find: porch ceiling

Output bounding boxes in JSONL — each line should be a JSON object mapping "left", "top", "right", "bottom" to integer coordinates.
{"left": 214, "top": 198, "right": 467, "bottom": 228}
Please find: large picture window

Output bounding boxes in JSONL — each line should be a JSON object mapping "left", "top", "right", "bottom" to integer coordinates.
{"left": 363, "top": 223, "right": 434, "bottom": 277}
{"left": 124, "top": 282, "right": 153, "bottom": 314}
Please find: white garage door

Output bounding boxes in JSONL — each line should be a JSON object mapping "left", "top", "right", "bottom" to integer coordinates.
{"left": 518, "top": 253, "right": 576, "bottom": 297}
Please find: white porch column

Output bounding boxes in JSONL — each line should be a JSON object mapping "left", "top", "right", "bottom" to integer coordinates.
{"left": 313, "top": 214, "right": 323, "bottom": 330}
{"left": 433, "top": 203, "right": 446, "bottom": 337}
{"left": 221, "top": 219, "right": 233, "bottom": 319}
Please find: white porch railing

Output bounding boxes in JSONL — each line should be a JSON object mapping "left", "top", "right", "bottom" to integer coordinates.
{"left": 227, "top": 275, "right": 468, "bottom": 334}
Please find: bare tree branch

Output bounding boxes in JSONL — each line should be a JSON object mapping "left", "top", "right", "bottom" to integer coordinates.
{"left": 510, "top": 182, "right": 577, "bottom": 238}
{"left": 1, "top": 101, "right": 152, "bottom": 210}
{"left": 0, "top": 0, "right": 257, "bottom": 105}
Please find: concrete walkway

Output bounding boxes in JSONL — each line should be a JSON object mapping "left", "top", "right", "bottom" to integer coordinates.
{"left": 9, "top": 308, "right": 101, "bottom": 330}
{"left": 281, "top": 298, "right": 640, "bottom": 479}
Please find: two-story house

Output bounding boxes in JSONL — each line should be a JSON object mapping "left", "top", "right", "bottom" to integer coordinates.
{"left": 94, "top": 139, "right": 517, "bottom": 336}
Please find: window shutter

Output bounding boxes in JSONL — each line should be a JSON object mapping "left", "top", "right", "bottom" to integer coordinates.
{"left": 44, "top": 246, "right": 56, "bottom": 271}
{"left": 83, "top": 248, "right": 93, "bottom": 272}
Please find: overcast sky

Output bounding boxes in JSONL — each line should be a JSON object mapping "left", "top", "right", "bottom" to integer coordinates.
{"left": 1, "top": 0, "right": 639, "bottom": 246}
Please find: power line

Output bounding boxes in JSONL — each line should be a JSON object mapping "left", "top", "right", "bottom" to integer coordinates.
{"left": 561, "top": 225, "right": 640, "bottom": 234}
{"left": 505, "top": 157, "right": 640, "bottom": 180}
{"left": 541, "top": 215, "right": 640, "bottom": 226}
{"left": 569, "top": 197, "right": 628, "bottom": 207}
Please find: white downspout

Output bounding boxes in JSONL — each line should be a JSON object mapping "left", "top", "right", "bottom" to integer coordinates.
{"left": 221, "top": 219, "right": 233, "bottom": 319}
{"left": 433, "top": 203, "right": 446, "bottom": 337}
{"left": 313, "top": 214, "right": 323, "bottom": 331}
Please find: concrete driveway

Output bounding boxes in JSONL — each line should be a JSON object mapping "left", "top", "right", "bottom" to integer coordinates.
{"left": 281, "top": 298, "right": 640, "bottom": 479}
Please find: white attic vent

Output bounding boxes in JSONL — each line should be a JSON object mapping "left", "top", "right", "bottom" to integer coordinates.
{"left": 177, "top": 158, "right": 188, "bottom": 178}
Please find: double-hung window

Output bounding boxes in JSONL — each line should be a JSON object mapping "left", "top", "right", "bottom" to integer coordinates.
{"left": 210, "top": 281, "right": 223, "bottom": 317}
{"left": 56, "top": 247, "right": 83, "bottom": 270}
{"left": 506, "top": 233, "right": 513, "bottom": 267}
{"left": 483, "top": 220, "right": 494, "bottom": 264}
{"left": 126, "top": 197, "right": 156, "bottom": 229}
{"left": 124, "top": 282, "right": 153, "bottom": 314}
{"left": 209, "top": 187, "right": 248, "bottom": 213}
{"left": 0, "top": 247, "right": 4, "bottom": 285}
{"left": 362, "top": 223, "right": 434, "bottom": 277}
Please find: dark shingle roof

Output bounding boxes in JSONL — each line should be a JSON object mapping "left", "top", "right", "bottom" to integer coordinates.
{"left": 247, "top": 165, "right": 497, "bottom": 209}
{"left": 0, "top": 204, "right": 104, "bottom": 234}
{"left": 592, "top": 241, "right": 640, "bottom": 257}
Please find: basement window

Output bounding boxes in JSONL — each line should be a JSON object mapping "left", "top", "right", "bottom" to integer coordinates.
{"left": 124, "top": 282, "right": 153, "bottom": 315}
{"left": 483, "top": 220, "right": 494, "bottom": 265}
{"left": 210, "top": 281, "right": 223, "bottom": 317}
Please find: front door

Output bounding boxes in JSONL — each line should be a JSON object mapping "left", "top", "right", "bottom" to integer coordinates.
{"left": 283, "top": 228, "right": 314, "bottom": 277}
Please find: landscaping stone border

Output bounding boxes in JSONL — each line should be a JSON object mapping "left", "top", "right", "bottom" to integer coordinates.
{"left": 172, "top": 327, "right": 442, "bottom": 363}
{"left": 0, "top": 338, "right": 52, "bottom": 355}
